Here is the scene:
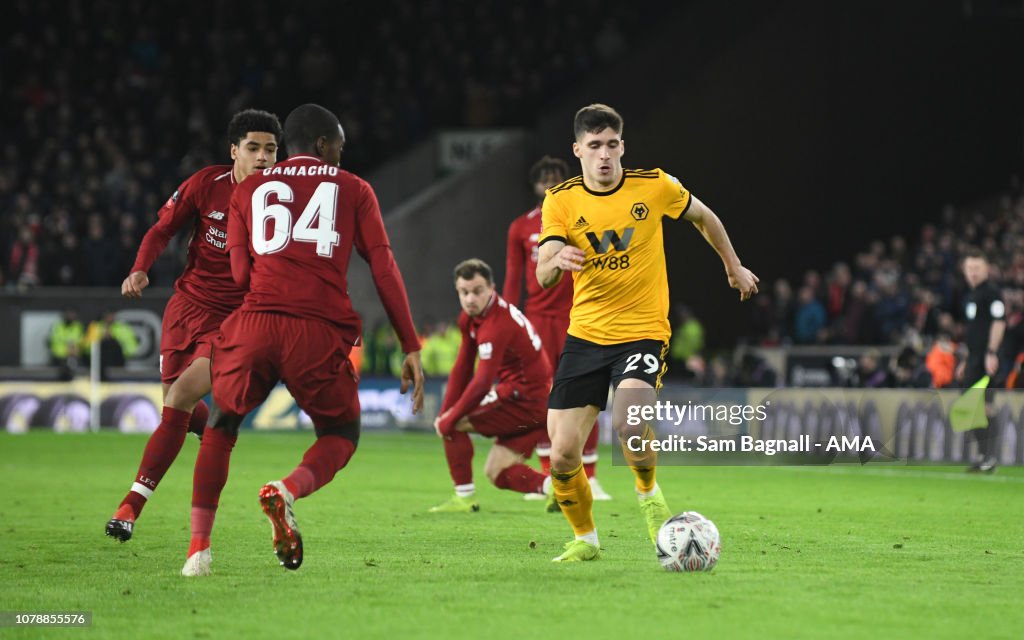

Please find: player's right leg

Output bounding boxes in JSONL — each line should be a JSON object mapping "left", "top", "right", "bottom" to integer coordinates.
{"left": 548, "top": 406, "right": 601, "bottom": 562}
{"left": 106, "top": 295, "right": 221, "bottom": 542}
{"left": 183, "top": 409, "right": 243, "bottom": 577}
{"left": 546, "top": 336, "right": 616, "bottom": 562}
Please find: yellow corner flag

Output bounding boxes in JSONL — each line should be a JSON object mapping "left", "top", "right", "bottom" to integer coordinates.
{"left": 950, "top": 376, "right": 990, "bottom": 432}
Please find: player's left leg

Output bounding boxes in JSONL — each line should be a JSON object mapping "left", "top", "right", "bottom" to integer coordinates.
{"left": 183, "top": 311, "right": 276, "bottom": 576}
{"left": 609, "top": 339, "right": 672, "bottom": 543}
{"left": 430, "top": 416, "right": 480, "bottom": 512}
{"left": 486, "top": 429, "right": 549, "bottom": 496}
{"left": 462, "top": 394, "right": 549, "bottom": 499}
{"left": 263, "top": 318, "right": 361, "bottom": 570}
{"left": 610, "top": 378, "right": 670, "bottom": 543}
{"left": 260, "top": 419, "right": 360, "bottom": 570}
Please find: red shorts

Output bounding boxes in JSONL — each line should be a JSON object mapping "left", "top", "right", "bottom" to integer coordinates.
{"left": 211, "top": 311, "right": 359, "bottom": 427}
{"left": 160, "top": 293, "right": 230, "bottom": 384}
{"left": 467, "top": 388, "right": 547, "bottom": 457}
{"left": 527, "top": 311, "right": 570, "bottom": 371}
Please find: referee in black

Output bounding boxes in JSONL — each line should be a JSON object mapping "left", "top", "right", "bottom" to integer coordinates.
{"left": 958, "top": 250, "right": 1005, "bottom": 473}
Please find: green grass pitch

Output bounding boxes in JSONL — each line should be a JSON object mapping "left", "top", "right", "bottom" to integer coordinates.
{"left": 2, "top": 431, "right": 1023, "bottom": 639}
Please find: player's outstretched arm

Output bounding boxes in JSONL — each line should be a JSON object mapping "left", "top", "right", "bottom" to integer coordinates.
{"left": 400, "top": 351, "right": 425, "bottom": 414}
{"left": 536, "top": 239, "right": 584, "bottom": 289}
{"left": 683, "top": 195, "right": 760, "bottom": 301}
{"left": 121, "top": 271, "right": 150, "bottom": 298}
{"left": 124, "top": 177, "right": 199, "bottom": 297}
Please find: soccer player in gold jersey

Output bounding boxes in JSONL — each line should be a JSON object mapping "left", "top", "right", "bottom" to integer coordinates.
{"left": 536, "top": 104, "right": 759, "bottom": 562}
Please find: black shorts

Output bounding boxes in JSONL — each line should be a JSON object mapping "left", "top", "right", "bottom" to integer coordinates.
{"left": 548, "top": 335, "right": 668, "bottom": 411}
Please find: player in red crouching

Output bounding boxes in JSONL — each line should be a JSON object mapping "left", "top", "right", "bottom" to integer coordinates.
{"left": 106, "top": 109, "right": 282, "bottom": 542}
{"left": 504, "top": 156, "right": 610, "bottom": 503}
{"left": 181, "top": 104, "right": 424, "bottom": 576}
{"left": 428, "top": 259, "right": 553, "bottom": 512}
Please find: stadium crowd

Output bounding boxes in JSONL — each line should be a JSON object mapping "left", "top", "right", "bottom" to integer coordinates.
{"left": 1, "top": 0, "right": 666, "bottom": 290}
{"left": 7, "top": 1, "right": 1022, "bottom": 389}
{"left": 745, "top": 180, "right": 1024, "bottom": 387}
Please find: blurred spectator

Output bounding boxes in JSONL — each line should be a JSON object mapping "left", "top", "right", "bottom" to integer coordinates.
{"left": 81, "top": 214, "right": 118, "bottom": 285}
{"left": 924, "top": 331, "right": 956, "bottom": 388}
{"left": 49, "top": 309, "right": 83, "bottom": 381}
{"left": 7, "top": 225, "right": 40, "bottom": 290}
{"left": 364, "top": 322, "right": 399, "bottom": 376}
{"left": 670, "top": 304, "right": 705, "bottom": 366}
{"left": 909, "top": 287, "right": 940, "bottom": 336}
{"left": 892, "top": 346, "right": 932, "bottom": 388}
{"left": 856, "top": 349, "right": 892, "bottom": 388}
{"left": 421, "top": 321, "right": 461, "bottom": 377}
{"left": 82, "top": 310, "right": 139, "bottom": 379}
{"left": 793, "top": 285, "right": 826, "bottom": 344}
{"left": 825, "top": 262, "right": 851, "bottom": 319}
{"left": 733, "top": 353, "right": 777, "bottom": 387}
{"left": 747, "top": 293, "right": 776, "bottom": 345}
{"left": 772, "top": 279, "right": 796, "bottom": 341}
{"left": 833, "top": 280, "right": 872, "bottom": 343}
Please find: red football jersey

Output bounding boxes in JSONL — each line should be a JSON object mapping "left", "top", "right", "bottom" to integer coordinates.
{"left": 227, "top": 155, "right": 419, "bottom": 352}
{"left": 502, "top": 205, "right": 573, "bottom": 316}
{"left": 438, "top": 293, "right": 552, "bottom": 432}
{"left": 132, "top": 165, "right": 244, "bottom": 314}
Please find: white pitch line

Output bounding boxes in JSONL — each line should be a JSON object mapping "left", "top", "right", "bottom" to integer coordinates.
{"left": 764, "top": 465, "right": 1024, "bottom": 484}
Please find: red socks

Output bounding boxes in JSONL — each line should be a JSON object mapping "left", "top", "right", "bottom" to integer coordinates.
{"left": 442, "top": 431, "right": 474, "bottom": 486}
{"left": 119, "top": 406, "right": 190, "bottom": 518}
{"left": 494, "top": 463, "right": 546, "bottom": 494}
{"left": 188, "top": 427, "right": 237, "bottom": 550}
{"left": 188, "top": 400, "right": 209, "bottom": 438}
{"left": 282, "top": 435, "right": 356, "bottom": 499}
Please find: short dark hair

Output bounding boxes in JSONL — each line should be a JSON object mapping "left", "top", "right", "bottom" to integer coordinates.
{"left": 573, "top": 103, "right": 623, "bottom": 140}
{"left": 963, "top": 248, "right": 988, "bottom": 262}
{"left": 284, "top": 103, "right": 340, "bottom": 154}
{"left": 453, "top": 258, "right": 493, "bottom": 284}
{"left": 227, "top": 109, "right": 283, "bottom": 146}
{"left": 529, "top": 156, "right": 569, "bottom": 184}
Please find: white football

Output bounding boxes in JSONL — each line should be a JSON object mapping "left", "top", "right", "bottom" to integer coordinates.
{"left": 656, "top": 511, "right": 721, "bottom": 572}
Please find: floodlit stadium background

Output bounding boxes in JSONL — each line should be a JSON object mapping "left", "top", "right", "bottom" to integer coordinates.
{"left": 2, "top": 0, "right": 1024, "bottom": 465}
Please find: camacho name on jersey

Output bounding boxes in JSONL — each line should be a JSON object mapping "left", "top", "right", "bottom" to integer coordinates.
{"left": 539, "top": 168, "right": 690, "bottom": 345}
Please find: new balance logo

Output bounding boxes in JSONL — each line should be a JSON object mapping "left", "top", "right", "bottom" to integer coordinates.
{"left": 572, "top": 216, "right": 588, "bottom": 229}
{"left": 585, "top": 228, "right": 634, "bottom": 254}
{"left": 207, "top": 210, "right": 226, "bottom": 220}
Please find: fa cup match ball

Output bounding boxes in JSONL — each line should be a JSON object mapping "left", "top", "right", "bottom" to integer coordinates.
{"left": 656, "top": 511, "right": 721, "bottom": 572}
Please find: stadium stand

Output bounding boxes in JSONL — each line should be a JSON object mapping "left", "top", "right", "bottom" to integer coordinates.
{"left": 0, "top": 0, "right": 674, "bottom": 290}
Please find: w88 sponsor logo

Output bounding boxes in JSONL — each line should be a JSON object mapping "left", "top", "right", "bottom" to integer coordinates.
{"left": 591, "top": 254, "right": 630, "bottom": 270}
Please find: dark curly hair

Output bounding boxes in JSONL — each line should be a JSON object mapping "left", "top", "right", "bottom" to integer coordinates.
{"left": 227, "top": 109, "right": 283, "bottom": 146}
